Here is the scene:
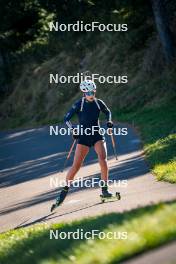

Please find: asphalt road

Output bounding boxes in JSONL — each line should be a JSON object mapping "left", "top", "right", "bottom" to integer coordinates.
{"left": 122, "top": 241, "right": 176, "bottom": 264}
{"left": 0, "top": 123, "right": 176, "bottom": 235}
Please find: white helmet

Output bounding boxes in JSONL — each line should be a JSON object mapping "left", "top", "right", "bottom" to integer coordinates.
{"left": 80, "top": 80, "right": 96, "bottom": 93}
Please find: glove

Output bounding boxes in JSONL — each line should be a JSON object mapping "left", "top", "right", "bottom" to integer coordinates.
{"left": 72, "top": 134, "right": 79, "bottom": 140}
{"left": 107, "top": 121, "right": 113, "bottom": 128}
{"left": 71, "top": 128, "right": 79, "bottom": 140}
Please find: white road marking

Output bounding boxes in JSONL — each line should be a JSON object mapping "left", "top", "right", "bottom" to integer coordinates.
{"left": 66, "top": 199, "right": 81, "bottom": 204}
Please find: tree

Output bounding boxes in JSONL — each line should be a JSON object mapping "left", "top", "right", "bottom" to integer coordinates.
{"left": 151, "top": 0, "right": 175, "bottom": 64}
{"left": 0, "top": 0, "right": 51, "bottom": 94}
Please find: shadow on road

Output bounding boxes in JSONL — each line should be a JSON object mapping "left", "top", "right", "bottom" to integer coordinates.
{"left": 0, "top": 124, "right": 141, "bottom": 188}
{"left": 0, "top": 151, "right": 147, "bottom": 217}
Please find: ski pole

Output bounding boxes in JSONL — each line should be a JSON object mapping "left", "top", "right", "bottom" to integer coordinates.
{"left": 61, "top": 139, "right": 77, "bottom": 172}
{"left": 109, "top": 129, "right": 118, "bottom": 160}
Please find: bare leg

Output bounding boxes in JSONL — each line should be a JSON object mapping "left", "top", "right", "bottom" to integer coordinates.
{"left": 66, "top": 143, "right": 89, "bottom": 184}
{"left": 51, "top": 144, "right": 89, "bottom": 210}
{"left": 94, "top": 140, "right": 108, "bottom": 181}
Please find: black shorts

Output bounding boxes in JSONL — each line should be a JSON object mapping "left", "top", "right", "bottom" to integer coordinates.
{"left": 77, "top": 133, "right": 105, "bottom": 147}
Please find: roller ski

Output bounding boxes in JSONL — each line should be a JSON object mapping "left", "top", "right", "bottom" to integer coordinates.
{"left": 50, "top": 186, "right": 69, "bottom": 212}
{"left": 100, "top": 190, "right": 121, "bottom": 203}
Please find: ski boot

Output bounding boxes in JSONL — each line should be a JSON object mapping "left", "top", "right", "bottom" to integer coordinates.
{"left": 50, "top": 187, "right": 69, "bottom": 212}
{"left": 100, "top": 190, "right": 121, "bottom": 203}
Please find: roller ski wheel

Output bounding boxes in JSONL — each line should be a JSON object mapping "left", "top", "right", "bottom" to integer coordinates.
{"left": 50, "top": 197, "right": 65, "bottom": 212}
{"left": 50, "top": 203, "right": 57, "bottom": 212}
{"left": 115, "top": 192, "right": 121, "bottom": 200}
{"left": 100, "top": 192, "right": 121, "bottom": 203}
{"left": 50, "top": 200, "right": 61, "bottom": 212}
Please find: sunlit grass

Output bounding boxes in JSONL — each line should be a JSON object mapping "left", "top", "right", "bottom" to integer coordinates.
{"left": 117, "top": 101, "right": 176, "bottom": 183}
{"left": 154, "top": 160, "right": 176, "bottom": 183}
{"left": 0, "top": 201, "right": 176, "bottom": 264}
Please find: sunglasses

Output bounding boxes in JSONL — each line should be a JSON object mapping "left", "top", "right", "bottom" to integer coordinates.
{"left": 85, "top": 91, "right": 95, "bottom": 96}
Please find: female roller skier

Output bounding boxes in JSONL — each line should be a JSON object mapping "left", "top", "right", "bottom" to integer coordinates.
{"left": 51, "top": 80, "right": 114, "bottom": 211}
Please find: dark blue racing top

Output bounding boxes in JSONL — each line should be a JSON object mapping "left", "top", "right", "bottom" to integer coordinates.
{"left": 64, "top": 97, "right": 112, "bottom": 129}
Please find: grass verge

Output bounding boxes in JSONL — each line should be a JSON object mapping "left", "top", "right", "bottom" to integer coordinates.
{"left": 0, "top": 201, "right": 176, "bottom": 264}
{"left": 117, "top": 100, "right": 176, "bottom": 183}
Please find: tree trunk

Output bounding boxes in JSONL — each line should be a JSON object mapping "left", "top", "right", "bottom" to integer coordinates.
{"left": 0, "top": 46, "right": 10, "bottom": 93}
{"left": 151, "top": 0, "right": 175, "bottom": 64}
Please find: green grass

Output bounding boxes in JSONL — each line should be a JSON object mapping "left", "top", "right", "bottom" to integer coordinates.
{"left": 117, "top": 100, "right": 176, "bottom": 183}
{"left": 0, "top": 201, "right": 176, "bottom": 264}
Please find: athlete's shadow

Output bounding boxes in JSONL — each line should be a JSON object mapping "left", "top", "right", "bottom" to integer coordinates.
{"left": 14, "top": 199, "right": 120, "bottom": 229}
